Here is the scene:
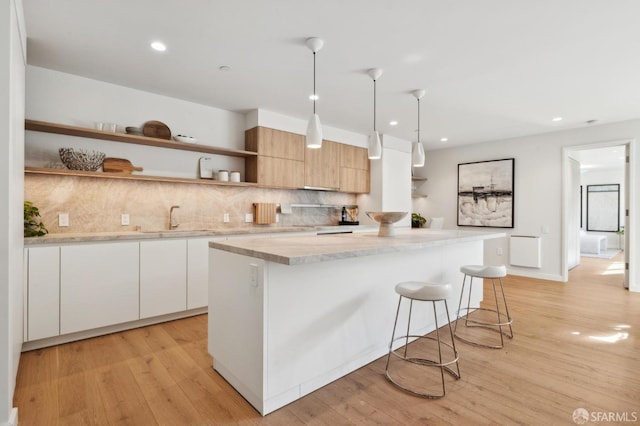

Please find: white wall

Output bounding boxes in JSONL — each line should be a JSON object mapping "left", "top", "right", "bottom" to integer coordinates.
{"left": 417, "top": 119, "right": 639, "bottom": 290}
{"left": 1, "top": 0, "right": 25, "bottom": 424}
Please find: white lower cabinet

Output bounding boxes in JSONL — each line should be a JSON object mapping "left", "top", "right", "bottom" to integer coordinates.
{"left": 187, "top": 238, "right": 211, "bottom": 310}
{"left": 60, "top": 242, "right": 140, "bottom": 334}
{"left": 26, "top": 246, "right": 60, "bottom": 341}
{"left": 140, "top": 239, "right": 187, "bottom": 319}
{"left": 24, "top": 235, "right": 221, "bottom": 347}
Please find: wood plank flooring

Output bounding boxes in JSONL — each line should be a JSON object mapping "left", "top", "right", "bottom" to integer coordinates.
{"left": 14, "top": 253, "right": 640, "bottom": 425}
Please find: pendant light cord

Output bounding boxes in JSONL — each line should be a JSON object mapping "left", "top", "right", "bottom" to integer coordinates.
{"left": 313, "top": 52, "right": 317, "bottom": 114}
{"left": 373, "top": 79, "right": 377, "bottom": 131}
{"left": 417, "top": 97, "right": 420, "bottom": 143}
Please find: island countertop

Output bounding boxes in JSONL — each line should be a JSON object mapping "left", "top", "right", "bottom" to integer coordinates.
{"left": 208, "top": 228, "right": 506, "bottom": 265}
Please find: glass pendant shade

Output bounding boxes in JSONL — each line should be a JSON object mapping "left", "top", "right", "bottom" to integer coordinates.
{"left": 412, "top": 141, "right": 425, "bottom": 167}
{"left": 368, "top": 130, "right": 382, "bottom": 159}
{"left": 306, "top": 113, "right": 323, "bottom": 149}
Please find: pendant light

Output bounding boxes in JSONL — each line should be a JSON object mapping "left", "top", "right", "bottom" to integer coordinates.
{"left": 367, "top": 68, "right": 383, "bottom": 159}
{"left": 412, "top": 89, "right": 426, "bottom": 167}
{"left": 305, "top": 37, "right": 324, "bottom": 149}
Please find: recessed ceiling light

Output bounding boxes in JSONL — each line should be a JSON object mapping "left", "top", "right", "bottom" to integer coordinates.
{"left": 150, "top": 41, "right": 167, "bottom": 52}
{"left": 552, "top": 117, "right": 563, "bottom": 122}
{"left": 389, "top": 120, "right": 398, "bottom": 126}
{"left": 440, "top": 137, "right": 448, "bottom": 142}
{"left": 219, "top": 65, "right": 231, "bottom": 72}
{"left": 586, "top": 119, "right": 598, "bottom": 125}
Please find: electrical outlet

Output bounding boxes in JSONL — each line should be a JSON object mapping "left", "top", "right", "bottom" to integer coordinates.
{"left": 223, "top": 213, "right": 230, "bottom": 223}
{"left": 121, "top": 213, "right": 130, "bottom": 226}
{"left": 245, "top": 213, "right": 253, "bottom": 223}
{"left": 496, "top": 247, "right": 503, "bottom": 256}
{"left": 58, "top": 213, "right": 69, "bottom": 227}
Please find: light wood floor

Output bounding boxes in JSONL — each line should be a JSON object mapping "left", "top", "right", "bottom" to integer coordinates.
{"left": 14, "top": 253, "right": 640, "bottom": 425}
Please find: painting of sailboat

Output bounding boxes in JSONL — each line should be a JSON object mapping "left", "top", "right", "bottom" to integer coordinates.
{"left": 457, "top": 158, "right": 514, "bottom": 228}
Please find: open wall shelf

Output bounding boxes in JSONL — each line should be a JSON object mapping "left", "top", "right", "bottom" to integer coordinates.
{"left": 25, "top": 119, "right": 258, "bottom": 158}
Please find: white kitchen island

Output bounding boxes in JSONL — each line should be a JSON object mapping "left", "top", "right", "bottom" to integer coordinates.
{"left": 208, "top": 228, "right": 505, "bottom": 415}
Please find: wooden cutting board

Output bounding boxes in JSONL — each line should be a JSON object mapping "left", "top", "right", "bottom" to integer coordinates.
{"left": 253, "top": 203, "right": 276, "bottom": 224}
{"left": 103, "top": 158, "right": 143, "bottom": 174}
{"left": 142, "top": 120, "right": 171, "bottom": 139}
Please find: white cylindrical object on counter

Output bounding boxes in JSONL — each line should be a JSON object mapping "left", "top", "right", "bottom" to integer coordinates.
{"left": 218, "top": 170, "right": 229, "bottom": 181}
{"left": 230, "top": 171, "right": 240, "bottom": 182}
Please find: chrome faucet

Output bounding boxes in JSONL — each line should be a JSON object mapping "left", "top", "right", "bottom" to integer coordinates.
{"left": 169, "top": 205, "right": 180, "bottom": 230}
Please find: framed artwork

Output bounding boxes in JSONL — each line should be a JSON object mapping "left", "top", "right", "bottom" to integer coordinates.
{"left": 586, "top": 184, "right": 620, "bottom": 232}
{"left": 457, "top": 158, "right": 514, "bottom": 228}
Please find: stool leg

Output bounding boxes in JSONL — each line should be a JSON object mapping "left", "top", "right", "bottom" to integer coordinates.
{"left": 454, "top": 274, "right": 474, "bottom": 333}
{"left": 454, "top": 274, "right": 467, "bottom": 335}
{"left": 497, "top": 277, "right": 514, "bottom": 339}
{"left": 443, "top": 300, "right": 461, "bottom": 380}
{"left": 385, "top": 295, "right": 403, "bottom": 373}
{"left": 403, "top": 299, "right": 414, "bottom": 358}
{"left": 490, "top": 278, "right": 506, "bottom": 348}
{"left": 432, "top": 301, "right": 446, "bottom": 397}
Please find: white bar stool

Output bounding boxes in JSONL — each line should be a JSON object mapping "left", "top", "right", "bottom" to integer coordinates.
{"left": 385, "top": 281, "right": 460, "bottom": 398}
{"left": 454, "top": 264, "right": 513, "bottom": 349}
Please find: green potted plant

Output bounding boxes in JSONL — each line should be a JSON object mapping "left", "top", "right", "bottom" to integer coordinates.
{"left": 411, "top": 213, "right": 427, "bottom": 228}
{"left": 24, "top": 201, "right": 48, "bottom": 237}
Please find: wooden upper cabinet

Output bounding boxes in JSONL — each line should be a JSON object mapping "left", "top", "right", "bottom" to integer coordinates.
{"left": 340, "top": 144, "right": 370, "bottom": 171}
{"left": 245, "top": 127, "right": 304, "bottom": 161}
{"left": 246, "top": 156, "right": 304, "bottom": 189}
{"left": 245, "top": 127, "right": 304, "bottom": 188}
{"left": 339, "top": 144, "right": 370, "bottom": 193}
{"left": 340, "top": 168, "right": 370, "bottom": 194}
{"left": 245, "top": 126, "right": 369, "bottom": 193}
{"left": 305, "top": 140, "right": 340, "bottom": 190}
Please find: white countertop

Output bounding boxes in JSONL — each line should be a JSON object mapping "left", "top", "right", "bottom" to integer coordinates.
{"left": 209, "top": 228, "right": 506, "bottom": 265}
{"left": 23, "top": 224, "right": 377, "bottom": 245}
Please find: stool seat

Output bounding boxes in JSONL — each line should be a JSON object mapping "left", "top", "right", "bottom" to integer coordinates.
{"left": 395, "top": 281, "right": 451, "bottom": 301}
{"left": 460, "top": 264, "right": 507, "bottom": 279}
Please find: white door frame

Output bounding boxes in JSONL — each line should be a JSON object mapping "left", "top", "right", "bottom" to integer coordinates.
{"left": 562, "top": 139, "right": 636, "bottom": 291}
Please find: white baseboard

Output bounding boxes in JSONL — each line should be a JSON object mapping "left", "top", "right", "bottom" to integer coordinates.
{"left": 4, "top": 407, "right": 18, "bottom": 426}
{"left": 22, "top": 307, "right": 207, "bottom": 351}
{"left": 507, "top": 268, "right": 564, "bottom": 282}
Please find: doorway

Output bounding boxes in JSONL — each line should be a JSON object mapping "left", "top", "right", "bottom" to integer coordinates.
{"left": 563, "top": 140, "right": 635, "bottom": 290}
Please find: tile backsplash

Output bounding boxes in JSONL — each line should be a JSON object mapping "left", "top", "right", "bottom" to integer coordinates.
{"left": 25, "top": 175, "right": 357, "bottom": 234}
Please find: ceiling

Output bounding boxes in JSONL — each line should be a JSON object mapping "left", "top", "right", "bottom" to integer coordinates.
{"left": 22, "top": 0, "right": 640, "bottom": 151}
